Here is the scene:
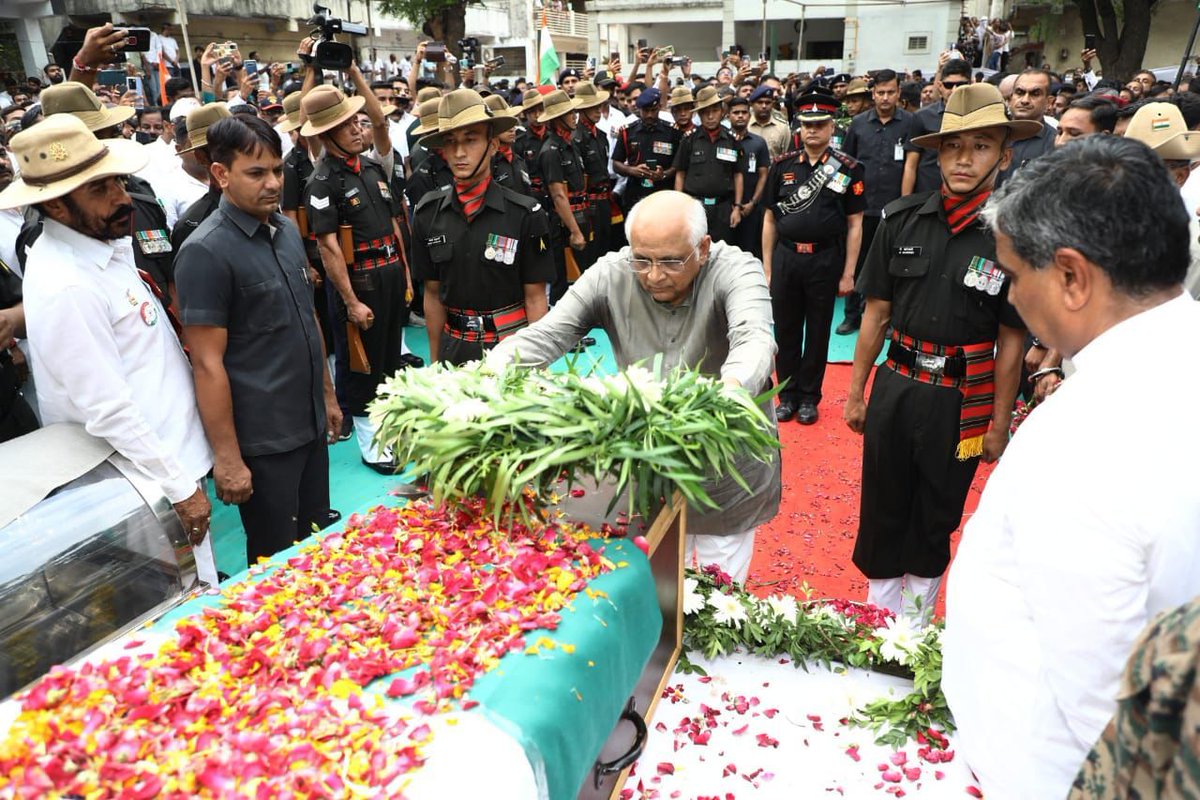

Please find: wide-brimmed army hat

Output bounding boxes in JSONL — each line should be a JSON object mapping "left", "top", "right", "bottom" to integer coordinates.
{"left": 177, "top": 102, "right": 232, "bottom": 153}
{"left": 910, "top": 83, "right": 1042, "bottom": 149}
{"left": 573, "top": 82, "right": 610, "bottom": 110}
{"left": 40, "top": 81, "right": 134, "bottom": 132}
{"left": 539, "top": 89, "right": 582, "bottom": 122}
{"left": 416, "top": 86, "right": 441, "bottom": 104}
{"left": 1124, "top": 102, "right": 1200, "bottom": 160}
{"left": 0, "top": 114, "right": 148, "bottom": 210}
{"left": 667, "top": 86, "right": 695, "bottom": 108}
{"left": 423, "top": 88, "right": 518, "bottom": 148}
{"left": 843, "top": 78, "right": 871, "bottom": 98}
{"left": 410, "top": 98, "right": 444, "bottom": 138}
{"left": 275, "top": 91, "right": 304, "bottom": 134}
{"left": 483, "top": 93, "right": 522, "bottom": 118}
{"left": 692, "top": 85, "right": 722, "bottom": 112}
{"left": 521, "top": 88, "right": 546, "bottom": 112}
{"left": 299, "top": 85, "right": 366, "bottom": 137}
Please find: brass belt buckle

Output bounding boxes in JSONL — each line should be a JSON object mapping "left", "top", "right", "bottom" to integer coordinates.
{"left": 914, "top": 353, "right": 946, "bottom": 375}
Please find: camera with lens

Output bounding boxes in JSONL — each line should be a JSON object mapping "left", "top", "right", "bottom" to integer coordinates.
{"left": 308, "top": 3, "right": 368, "bottom": 70}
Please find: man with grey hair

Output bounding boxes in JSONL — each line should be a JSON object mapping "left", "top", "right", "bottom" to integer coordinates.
{"left": 943, "top": 135, "right": 1200, "bottom": 800}
{"left": 489, "top": 190, "right": 780, "bottom": 583}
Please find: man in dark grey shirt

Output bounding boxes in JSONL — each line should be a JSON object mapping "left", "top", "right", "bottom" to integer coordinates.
{"left": 176, "top": 115, "right": 341, "bottom": 563}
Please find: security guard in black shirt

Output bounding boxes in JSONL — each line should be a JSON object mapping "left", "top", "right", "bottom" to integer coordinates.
{"left": 536, "top": 89, "right": 587, "bottom": 304}
{"left": 572, "top": 82, "right": 612, "bottom": 269}
{"left": 171, "top": 103, "right": 234, "bottom": 253}
{"left": 763, "top": 91, "right": 866, "bottom": 425}
{"left": 612, "top": 87, "right": 681, "bottom": 212}
{"left": 844, "top": 84, "right": 1031, "bottom": 618}
{"left": 303, "top": 76, "right": 411, "bottom": 473}
{"left": 412, "top": 90, "right": 555, "bottom": 365}
{"left": 483, "top": 94, "right": 533, "bottom": 195}
{"left": 673, "top": 85, "right": 745, "bottom": 244}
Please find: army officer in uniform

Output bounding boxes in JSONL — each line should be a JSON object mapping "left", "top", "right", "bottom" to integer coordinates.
{"left": 673, "top": 85, "right": 745, "bottom": 244}
{"left": 412, "top": 90, "right": 554, "bottom": 365}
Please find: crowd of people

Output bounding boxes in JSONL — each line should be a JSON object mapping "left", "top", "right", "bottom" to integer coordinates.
{"left": 2, "top": 17, "right": 1200, "bottom": 799}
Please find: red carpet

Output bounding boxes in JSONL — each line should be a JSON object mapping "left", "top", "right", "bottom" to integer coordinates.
{"left": 745, "top": 364, "right": 995, "bottom": 618}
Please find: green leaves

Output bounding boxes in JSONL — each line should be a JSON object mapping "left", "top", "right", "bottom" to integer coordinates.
{"left": 367, "top": 361, "right": 780, "bottom": 524}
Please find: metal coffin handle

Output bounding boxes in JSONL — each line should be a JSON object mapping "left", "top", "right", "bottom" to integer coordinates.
{"left": 593, "top": 696, "right": 648, "bottom": 788}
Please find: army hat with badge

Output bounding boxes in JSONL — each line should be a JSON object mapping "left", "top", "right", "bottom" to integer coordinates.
{"left": 793, "top": 88, "right": 839, "bottom": 123}
{"left": 40, "top": 81, "right": 135, "bottom": 134}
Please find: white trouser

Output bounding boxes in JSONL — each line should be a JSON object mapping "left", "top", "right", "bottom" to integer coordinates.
{"left": 687, "top": 528, "right": 756, "bottom": 585}
{"left": 352, "top": 415, "right": 393, "bottom": 464}
{"left": 867, "top": 574, "right": 943, "bottom": 626}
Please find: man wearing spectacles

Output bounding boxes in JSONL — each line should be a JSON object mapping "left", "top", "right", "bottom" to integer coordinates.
{"left": 901, "top": 58, "right": 973, "bottom": 196}
{"left": 488, "top": 190, "right": 780, "bottom": 584}
{"left": 996, "top": 69, "right": 1057, "bottom": 187}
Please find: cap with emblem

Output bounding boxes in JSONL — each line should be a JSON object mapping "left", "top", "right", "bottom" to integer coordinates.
{"left": 636, "top": 87, "right": 661, "bottom": 110}
{"left": 0, "top": 114, "right": 149, "bottom": 210}
{"left": 539, "top": 89, "right": 582, "bottom": 122}
{"left": 299, "top": 85, "right": 366, "bottom": 137}
{"left": 39, "top": 81, "right": 135, "bottom": 133}
{"left": 692, "top": 85, "right": 722, "bottom": 112}
{"left": 910, "top": 83, "right": 1041, "bottom": 148}
{"left": 573, "top": 82, "right": 610, "bottom": 110}
{"left": 276, "top": 91, "right": 305, "bottom": 134}
{"left": 416, "top": 86, "right": 441, "bottom": 103}
{"left": 843, "top": 78, "right": 870, "bottom": 98}
{"left": 411, "top": 98, "right": 443, "bottom": 138}
{"left": 748, "top": 85, "right": 776, "bottom": 103}
{"left": 667, "top": 86, "right": 695, "bottom": 108}
{"left": 557, "top": 68, "right": 582, "bottom": 86}
{"left": 521, "top": 88, "right": 546, "bottom": 112}
{"left": 178, "top": 103, "right": 233, "bottom": 154}
{"left": 259, "top": 94, "right": 283, "bottom": 112}
{"left": 1124, "top": 102, "right": 1200, "bottom": 160}
{"left": 593, "top": 70, "right": 617, "bottom": 89}
{"left": 794, "top": 90, "right": 839, "bottom": 122}
{"left": 831, "top": 73, "right": 852, "bottom": 87}
{"left": 483, "top": 93, "right": 522, "bottom": 118}
{"left": 423, "top": 88, "right": 518, "bottom": 148}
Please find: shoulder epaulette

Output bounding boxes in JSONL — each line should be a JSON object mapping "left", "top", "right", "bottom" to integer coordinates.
{"left": 881, "top": 191, "right": 931, "bottom": 219}
{"left": 496, "top": 184, "right": 541, "bottom": 212}
{"left": 829, "top": 148, "right": 859, "bottom": 169}
{"left": 772, "top": 149, "right": 801, "bottom": 165}
{"left": 414, "top": 184, "right": 453, "bottom": 214}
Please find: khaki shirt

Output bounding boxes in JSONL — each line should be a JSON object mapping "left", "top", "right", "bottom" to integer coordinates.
{"left": 749, "top": 116, "right": 792, "bottom": 160}
{"left": 490, "top": 241, "right": 781, "bottom": 536}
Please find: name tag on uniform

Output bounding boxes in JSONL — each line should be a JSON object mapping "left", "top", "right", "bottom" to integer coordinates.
{"left": 896, "top": 246, "right": 922, "bottom": 256}
{"left": 134, "top": 229, "right": 172, "bottom": 255}
{"left": 716, "top": 147, "right": 737, "bottom": 162}
{"left": 426, "top": 235, "right": 447, "bottom": 246}
{"left": 894, "top": 142, "right": 905, "bottom": 161}
{"left": 652, "top": 141, "right": 673, "bottom": 156}
{"left": 346, "top": 187, "right": 360, "bottom": 198}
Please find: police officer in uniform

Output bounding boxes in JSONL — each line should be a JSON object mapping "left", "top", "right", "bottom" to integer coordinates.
{"left": 536, "top": 89, "right": 587, "bottom": 303}
{"left": 612, "top": 87, "right": 681, "bottom": 213}
{"left": 303, "top": 77, "right": 411, "bottom": 474}
{"left": 412, "top": 90, "right": 555, "bottom": 365}
{"left": 171, "top": 103, "right": 233, "bottom": 252}
{"left": 483, "top": 94, "right": 532, "bottom": 195}
{"left": 572, "top": 81, "right": 613, "bottom": 269}
{"left": 673, "top": 85, "right": 745, "bottom": 244}
{"left": 764, "top": 91, "right": 866, "bottom": 425}
{"left": 844, "top": 84, "right": 1031, "bottom": 619}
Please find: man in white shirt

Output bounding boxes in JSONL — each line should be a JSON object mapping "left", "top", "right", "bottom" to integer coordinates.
{"left": 159, "top": 24, "right": 181, "bottom": 75}
{"left": 0, "top": 114, "right": 213, "bottom": 541}
{"left": 943, "top": 135, "right": 1200, "bottom": 800}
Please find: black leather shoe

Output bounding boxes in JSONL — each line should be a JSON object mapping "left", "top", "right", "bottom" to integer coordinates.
{"left": 776, "top": 401, "right": 797, "bottom": 422}
{"left": 835, "top": 317, "right": 860, "bottom": 335}
{"left": 797, "top": 403, "right": 819, "bottom": 425}
{"left": 338, "top": 416, "right": 353, "bottom": 441}
{"left": 361, "top": 457, "right": 398, "bottom": 475}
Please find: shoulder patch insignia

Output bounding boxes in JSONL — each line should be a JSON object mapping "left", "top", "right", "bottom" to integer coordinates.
{"left": 309, "top": 195, "right": 331, "bottom": 210}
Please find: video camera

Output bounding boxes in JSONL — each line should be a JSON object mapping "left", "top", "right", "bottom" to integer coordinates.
{"left": 308, "top": 3, "right": 368, "bottom": 70}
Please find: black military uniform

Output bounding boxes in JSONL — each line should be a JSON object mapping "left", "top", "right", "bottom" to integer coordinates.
{"left": 515, "top": 123, "right": 548, "bottom": 201}
{"left": 405, "top": 148, "right": 453, "bottom": 209}
{"left": 572, "top": 115, "right": 610, "bottom": 268}
{"left": 536, "top": 125, "right": 587, "bottom": 304}
{"left": 305, "top": 153, "right": 407, "bottom": 422}
{"left": 171, "top": 184, "right": 222, "bottom": 254}
{"left": 852, "top": 189, "right": 1023, "bottom": 583}
{"left": 765, "top": 133, "right": 865, "bottom": 418}
{"left": 18, "top": 176, "right": 174, "bottom": 302}
{"left": 0, "top": 258, "right": 37, "bottom": 443}
{"left": 491, "top": 146, "right": 533, "bottom": 196}
{"left": 612, "top": 106, "right": 681, "bottom": 212}
{"left": 413, "top": 181, "right": 555, "bottom": 365}
{"left": 673, "top": 123, "right": 745, "bottom": 244}
{"left": 281, "top": 143, "right": 337, "bottom": 355}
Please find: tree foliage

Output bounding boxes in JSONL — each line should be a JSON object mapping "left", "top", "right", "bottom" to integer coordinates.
{"left": 374, "top": 0, "right": 476, "bottom": 57}
{"left": 1072, "top": 0, "right": 1159, "bottom": 81}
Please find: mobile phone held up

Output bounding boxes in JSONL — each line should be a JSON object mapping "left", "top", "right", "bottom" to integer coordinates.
{"left": 126, "top": 76, "right": 145, "bottom": 109}
{"left": 213, "top": 41, "right": 239, "bottom": 60}
{"left": 1084, "top": 33, "right": 1097, "bottom": 51}
{"left": 97, "top": 69, "right": 126, "bottom": 87}
{"left": 243, "top": 59, "right": 259, "bottom": 78}
{"left": 123, "top": 27, "right": 152, "bottom": 52}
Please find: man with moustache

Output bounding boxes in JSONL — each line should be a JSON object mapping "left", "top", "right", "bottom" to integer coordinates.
{"left": 175, "top": 115, "right": 341, "bottom": 562}
{"left": 1, "top": 114, "right": 213, "bottom": 539}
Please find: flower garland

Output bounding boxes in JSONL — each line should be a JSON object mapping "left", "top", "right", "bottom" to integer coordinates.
{"left": 680, "top": 565, "right": 953, "bottom": 749}
{"left": 0, "top": 499, "right": 618, "bottom": 798}
{"left": 368, "top": 359, "right": 780, "bottom": 522}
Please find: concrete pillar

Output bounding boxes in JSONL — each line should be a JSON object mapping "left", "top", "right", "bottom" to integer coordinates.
{"left": 16, "top": 17, "right": 49, "bottom": 77}
{"left": 722, "top": 0, "right": 736, "bottom": 52}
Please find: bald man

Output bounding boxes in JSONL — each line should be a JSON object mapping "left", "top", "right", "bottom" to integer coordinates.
{"left": 490, "top": 191, "right": 781, "bottom": 582}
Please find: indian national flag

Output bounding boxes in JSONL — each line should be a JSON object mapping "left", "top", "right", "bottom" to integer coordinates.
{"left": 538, "top": 11, "right": 559, "bottom": 86}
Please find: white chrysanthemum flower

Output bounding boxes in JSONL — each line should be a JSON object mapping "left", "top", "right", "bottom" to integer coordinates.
{"left": 876, "top": 616, "right": 921, "bottom": 666}
{"left": 709, "top": 592, "right": 749, "bottom": 628}
{"left": 683, "top": 577, "right": 705, "bottom": 615}
{"left": 476, "top": 376, "right": 501, "bottom": 399}
{"left": 765, "top": 594, "right": 799, "bottom": 621}
{"left": 582, "top": 376, "right": 610, "bottom": 397}
{"left": 623, "top": 365, "right": 663, "bottom": 406}
{"left": 444, "top": 398, "right": 491, "bottom": 424}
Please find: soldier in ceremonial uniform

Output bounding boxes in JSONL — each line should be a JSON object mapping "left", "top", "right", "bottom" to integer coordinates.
{"left": 764, "top": 91, "right": 865, "bottom": 425}
{"left": 484, "top": 94, "right": 531, "bottom": 195}
{"left": 843, "top": 84, "right": 1031, "bottom": 619}
{"left": 303, "top": 78, "right": 411, "bottom": 473}
{"left": 535, "top": 89, "right": 587, "bottom": 303}
{"left": 573, "top": 82, "right": 613, "bottom": 269}
{"left": 673, "top": 85, "right": 744, "bottom": 244}
{"left": 667, "top": 86, "right": 696, "bottom": 136}
{"left": 611, "top": 88, "right": 681, "bottom": 213}
{"left": 412, "top": 90, "right": 554, "bottom": 365}
{"left": 404, "top": 98, "right": 452, "bottom": 208}
{"left": 515, "top": 89, "right": 549, "bottom": 202}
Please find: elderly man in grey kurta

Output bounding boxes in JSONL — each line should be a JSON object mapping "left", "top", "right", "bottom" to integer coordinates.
{"left": 490, "top": 190, "right": 781, "bottom": 583}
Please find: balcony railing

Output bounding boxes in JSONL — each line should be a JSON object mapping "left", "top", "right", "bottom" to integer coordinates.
{"left": 534, "top": 8, "right": 591, "bottom": 40}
